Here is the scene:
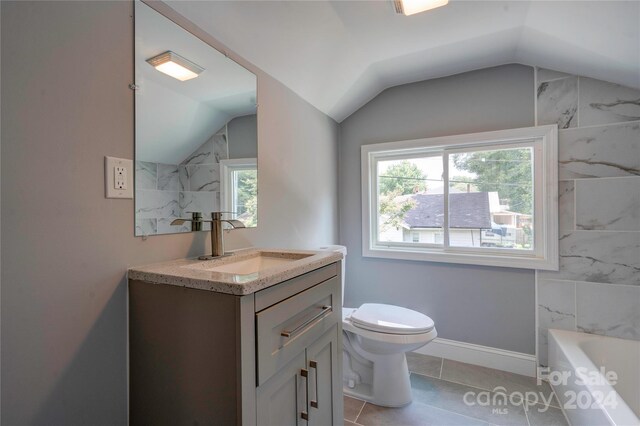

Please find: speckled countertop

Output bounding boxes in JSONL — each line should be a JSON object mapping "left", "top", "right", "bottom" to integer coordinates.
{"left": 128, "top": 248, "right": 343, "bottom": 295}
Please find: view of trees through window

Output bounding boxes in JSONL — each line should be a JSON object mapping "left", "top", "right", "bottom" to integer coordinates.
{"left": 234, "top": 169, "right": 257, "bottom": 227}
{"left": 376, "top": 147, "right": 534, "bottom": 250}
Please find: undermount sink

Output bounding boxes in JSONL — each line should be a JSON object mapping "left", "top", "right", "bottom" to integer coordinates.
{"left": 204, "top": 252, "right": 313, "bottom": 275}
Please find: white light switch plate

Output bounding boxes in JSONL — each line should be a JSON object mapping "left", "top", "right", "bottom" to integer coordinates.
{"left": 105, "top": 156, "right": 133, "bottom": 199}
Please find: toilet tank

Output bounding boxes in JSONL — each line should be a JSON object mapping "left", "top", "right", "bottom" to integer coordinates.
{"left": 319, "top": 245, "right": 347, "bottom": 306}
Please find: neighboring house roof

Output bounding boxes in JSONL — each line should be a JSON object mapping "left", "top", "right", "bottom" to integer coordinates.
{"left": 404, "top": 192, "right": 492, "bottom": 229}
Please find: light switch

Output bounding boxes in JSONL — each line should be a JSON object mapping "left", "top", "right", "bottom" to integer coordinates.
{"left": 105, "top": 156, "right": 133, "bottom": 199}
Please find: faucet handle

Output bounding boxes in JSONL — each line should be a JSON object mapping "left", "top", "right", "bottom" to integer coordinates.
{"left": 224, "top": 219, "right": 246, "bottom": 229}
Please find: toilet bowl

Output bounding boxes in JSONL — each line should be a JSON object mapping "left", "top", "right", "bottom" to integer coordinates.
{"left": 319, "top": 245, "right": 437, "bottom": 407}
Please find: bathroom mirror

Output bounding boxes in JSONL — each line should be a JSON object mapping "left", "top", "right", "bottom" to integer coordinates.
{"left": 134, "top": 1, "right": 257, "bottom": 236}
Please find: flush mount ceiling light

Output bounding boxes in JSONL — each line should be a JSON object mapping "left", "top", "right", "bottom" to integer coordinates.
{"left": 394, "top": 0, "right": 448, "bottom": 16}
{"left": 146, "top": 51, "right": 204, "bottom": 81}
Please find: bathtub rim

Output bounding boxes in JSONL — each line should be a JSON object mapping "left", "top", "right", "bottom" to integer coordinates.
{"left": 548, "top": 329, "right": 639, "bottom": 426}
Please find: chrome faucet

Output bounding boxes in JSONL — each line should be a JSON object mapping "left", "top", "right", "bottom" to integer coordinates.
{"left": 171, "top": 211, "right": 245, "bottom": 260}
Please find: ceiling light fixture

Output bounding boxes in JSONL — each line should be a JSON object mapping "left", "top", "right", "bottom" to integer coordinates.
{"left": 146, "top": 51, "right": 204, "bottom": 81}
{"left": 394, "top": 0, "right": 448, "bottom": 16}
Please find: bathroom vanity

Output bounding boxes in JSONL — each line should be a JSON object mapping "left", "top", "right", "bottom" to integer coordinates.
{"left": 128, "top": 249, "right": 344, "bottom": 425}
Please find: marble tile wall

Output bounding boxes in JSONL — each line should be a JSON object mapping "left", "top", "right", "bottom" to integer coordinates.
{"left": 135, "top": 163, "right": 183, "bottom": 237}
{"left": 535, "top": 68, "right": 640, "bottom": 366}
{"left": 135, "top": 128, "right": 228, "bottom": 236}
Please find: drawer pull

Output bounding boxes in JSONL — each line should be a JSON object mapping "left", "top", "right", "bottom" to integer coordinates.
{"left": 310, "top": 360, "right": 319, "bottom": 409}
{"left": 301, "top": 368, "right": 309, "bottom": 420}
{"left": 280, "top": 305, "right": 332, "bottom": 338}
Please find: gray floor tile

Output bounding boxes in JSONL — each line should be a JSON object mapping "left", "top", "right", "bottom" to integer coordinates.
{"left": 356, "top": 400, "right": 489, "bottom": 426}
{"left": 344, "top": 395, "right": 366, "bottom": 422}
{"left": 407, "top": 353, "right": 442, "bottom": 378}
{"left": 410, "top": 373, "right": 529, "bottom": 425}
{"left": 526, "top": 404, "right": 569, "bottom": 426}
{"left": 441, "top": 359, "right": 558, "bottom": 407}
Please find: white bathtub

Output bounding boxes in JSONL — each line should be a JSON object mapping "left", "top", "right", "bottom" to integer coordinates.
{"left": 548, "top": 329, "right": 640, "bottom": 426}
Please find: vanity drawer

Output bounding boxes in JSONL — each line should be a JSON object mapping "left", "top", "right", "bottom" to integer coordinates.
{"left": 256, "top": 276, "right": 340, "bottom": 386}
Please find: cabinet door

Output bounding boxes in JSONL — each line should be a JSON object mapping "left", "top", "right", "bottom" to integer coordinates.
{"left": 306, "top": 325, "right": 341, "bottom": 426}
{"left": 257, "top": 351, "right": 308, "bottom": 426}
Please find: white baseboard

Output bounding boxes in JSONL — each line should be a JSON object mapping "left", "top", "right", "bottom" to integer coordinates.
{"left": 413, "top": 337, "right": 538, "bottom": 378}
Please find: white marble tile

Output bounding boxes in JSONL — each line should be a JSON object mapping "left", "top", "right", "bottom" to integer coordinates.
{"left": 135, "top": 190, "right": 180, "bottom": 219}
{"left": 538, "top": 279, "right": 576, "bottom": 330}
{"left": 537, "top": 68, "right": 573, "bottom": 84}
{"left": 135, "top": 219, "right": 157, "bottom": 237}
{"left": 579, "top": 77, "right": 640, "bottom": 126}
{"left": 181, "top": 141, "right": 214, "bottom": 166}
{"left": 539, "top": 231, "right": 640, "bottom": 285}
{"left": 537, "top": 279, "right": 576, "bottom": 366}
{"left": 179, "top": 191, "right": 218, "bottom": 216}
{"left": 538, "top": 328, "right": 549, "bottom": 368}
{"left": 188, "top": 164, "right": 220, "bottom": 192}
{"left": 537, "top": 77, "right": 578, "bottom": 129}
{"left": 135, "top": 161, "right": 156, "bottom": 190}
{"left": 576, "top": 282, "right": 640, "bottom": 340}
{"left": 178, "top": 165, "right": 189, "bottom": 192}
{"left": 559, "top": 181, "right": 575, "bottom": 232}
{"left": 212, "top": 131, "right": 228, "bottom": 163}
{"left": 157, "top": 164, "right": 180, "bottom": 191}
{"left": 576, "top": 177, "right": 640, "bottom": 231}
{"left": 559, "top": 121, "right": 640, "bottom": 179}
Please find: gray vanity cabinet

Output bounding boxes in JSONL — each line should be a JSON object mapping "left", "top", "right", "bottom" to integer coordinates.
{"left": 255, "top": 269, "right": 342, "bottom": 425}
{"left": 256, "top": 351, "right": 308, "bottom": 425}
{"left": 305, "top": 325, "right": 340, "bottom": 426}
{"left": 129, "top": 261, "right": 343, "bottom": 426}
{"left": 256, "top": 324, "right": 340, "bottom": 426}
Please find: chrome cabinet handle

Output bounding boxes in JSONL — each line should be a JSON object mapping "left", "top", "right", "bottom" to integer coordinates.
{"left": 301, "top": 368, "right": 309, "bottom": 421}
{"left": 281, "top": 305, "right": 332, "bottom": 338}
{"left": 310, "top": 360, "right": 319, "bottom": 409}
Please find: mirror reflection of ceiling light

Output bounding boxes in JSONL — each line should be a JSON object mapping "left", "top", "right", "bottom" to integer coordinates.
{"left": 146, "top": 51, "right": 204, "bottom": 81}
{"left": 394, "top": 0, "right": 448, "bottom": 15}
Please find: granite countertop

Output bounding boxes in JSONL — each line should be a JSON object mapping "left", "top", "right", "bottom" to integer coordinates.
{"left": 128, "top": 248, "right": 343, "bottom": 295}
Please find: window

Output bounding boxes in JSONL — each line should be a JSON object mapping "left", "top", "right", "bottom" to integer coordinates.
{"left": 220, "top": 158, "right": 257, "bottom": 227}
{"left": 361, "top": 125, "right": 558, "bottom": 270}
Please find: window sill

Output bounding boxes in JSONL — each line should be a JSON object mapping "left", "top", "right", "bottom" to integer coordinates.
{"left": 363, "top": 245, "right": 559, "bottom": 271}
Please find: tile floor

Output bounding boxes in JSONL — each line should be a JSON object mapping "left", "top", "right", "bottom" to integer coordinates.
{"left": 344, "top": 353, "right": 568, "bottom": 426}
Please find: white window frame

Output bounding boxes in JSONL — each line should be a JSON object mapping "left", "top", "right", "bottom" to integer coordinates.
{"left": 361, "top": 125, "right": 558, "bottom": 270}
{"left": 220, "top": 158, "right": 257, "bottom": 215}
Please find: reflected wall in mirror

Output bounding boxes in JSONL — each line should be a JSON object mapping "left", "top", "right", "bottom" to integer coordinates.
{"left": 134, "top": 1, "right": 257, "bottom": 236}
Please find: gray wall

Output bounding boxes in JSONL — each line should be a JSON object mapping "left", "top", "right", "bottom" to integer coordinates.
{"left": 0, "top": 1, "right": 338, "bottom": 424}
{"left": 339, "top": 65, "right": 537, "bottom": 354}
{"left": 228, "top": 114, "right": 258, "bottom": 159}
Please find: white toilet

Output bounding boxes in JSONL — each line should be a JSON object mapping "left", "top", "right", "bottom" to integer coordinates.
{"left": 320, "top": 245, "right": 437, "bottom": 407}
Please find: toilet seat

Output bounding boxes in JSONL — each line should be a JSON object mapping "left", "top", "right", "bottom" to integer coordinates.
{"left": 350, "top": 303, "right": 435, "bottom": 335}
{"left": 342, "top": 305, "right": 436, "bottom": 346}
{"left": 343, "top": 316, "right": 437, "bottom": 345}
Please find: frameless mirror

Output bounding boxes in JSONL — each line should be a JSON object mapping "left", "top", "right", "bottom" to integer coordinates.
{"left": 134, "top": 1, "right": 257, "bottom": 236}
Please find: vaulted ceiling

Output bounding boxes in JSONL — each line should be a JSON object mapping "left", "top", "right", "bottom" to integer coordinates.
{"left": 167, "top": 1, "right": 640, "bottom": 123}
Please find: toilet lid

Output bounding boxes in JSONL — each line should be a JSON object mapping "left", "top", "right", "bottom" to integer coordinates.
{"left": 350, "top": 303, "right": 434, "bottom": 335}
